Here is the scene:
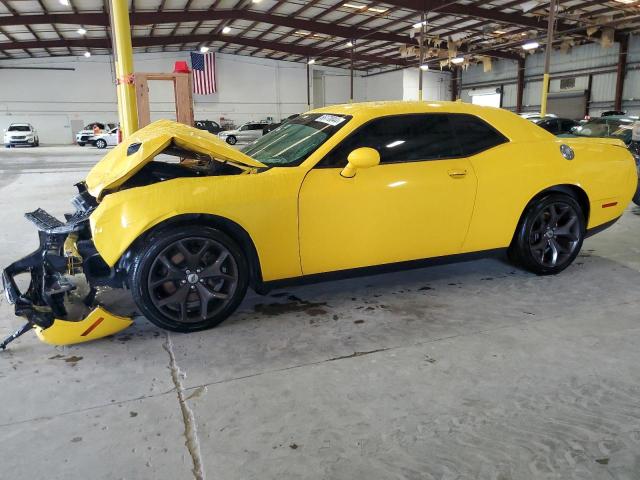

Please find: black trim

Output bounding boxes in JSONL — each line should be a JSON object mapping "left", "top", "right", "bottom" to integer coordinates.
{"left": 585, "top": 216, "right": 621, "bottom": 238}
{"left": 315, "top": 112, "right": 509, "bottom": 169}
{"left": 257, "top": 248, "right": 507, "bottom": 292}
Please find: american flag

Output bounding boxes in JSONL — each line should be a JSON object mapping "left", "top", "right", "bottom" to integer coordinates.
{"left": 190, "top": 52, "right": 217, "bottom": 95}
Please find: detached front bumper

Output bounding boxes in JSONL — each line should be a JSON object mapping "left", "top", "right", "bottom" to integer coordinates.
{"left": 1, "top": 189, "right": 132, "bottom": 349}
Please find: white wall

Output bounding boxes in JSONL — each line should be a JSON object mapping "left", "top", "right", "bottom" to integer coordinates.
{"left": 402, "top": 69, "right": 451, "bottom": 101}
{"left": 0, "top": 52, "right": 395, "bottom": 144}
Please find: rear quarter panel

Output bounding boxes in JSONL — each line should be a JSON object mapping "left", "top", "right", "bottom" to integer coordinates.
{"left": 462, "top": 138, "right": 636, "bottom": 253}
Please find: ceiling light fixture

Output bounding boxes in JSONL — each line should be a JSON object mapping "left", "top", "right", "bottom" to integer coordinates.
{"left": 614, "top": 0, "right": 637, "bottom": 3}
{"left": 59, "top": 0, "right": 70, "bottom": 5}
{"left": 343, "top": 2, "right": 367, "bottom": 9}
{"left": 252, "top": 0, "right": 263, "bottom": 3}
{"left": 222, "top": 26, "right": 232, "bottom": 34}
{"left": 307, "top": 58, "right": 316, "bottom": 65}
{"left": 451, "top": 57, "right": 464, "bottom": 64}
{"left": 200, "top": 46, "right": 210, "bottom": 53}
{"left": 420, "top": 64, "right": 429, "bottom": 71}
{"left": 368, "top": 7, "right": 388, "bottom": 12}
{"left": 83, "top": 51, "right": 91, "bottom": 58}
{"left": 77, "top": 28, "right": 87, "bottom": 35}
{"left": 346, "top": 40, "right": 354, "bottom": 47}
{"left": 413, "top": 20, "right": 426, "bottom": 29}
{"left": 522, "top": 41, "right": 540, "bottom": 50}
{"left": 493, "top": 30, "right": 506, "bottom": 35}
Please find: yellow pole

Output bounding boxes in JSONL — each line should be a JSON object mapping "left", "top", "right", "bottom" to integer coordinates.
{"left": 110, "top": 0, "right": 138, "bottom": 138}
{"left": 540, "top": 73, "right": 550, "bottom": 118}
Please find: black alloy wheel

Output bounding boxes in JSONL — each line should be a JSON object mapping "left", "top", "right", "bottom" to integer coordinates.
{"left": 510, "top": 193, "right": 585, "bottom": 275}
{"left": 130, "top": 226, "right": 248, "bottom": 332}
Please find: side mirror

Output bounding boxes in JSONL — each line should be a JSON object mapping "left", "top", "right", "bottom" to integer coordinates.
{"left": 340, "top": 147, "right": 381, "bottom": 178}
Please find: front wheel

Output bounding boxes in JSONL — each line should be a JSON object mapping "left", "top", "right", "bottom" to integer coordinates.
{"left": 509, "top": 194, "right": 585, "bottom": 275}
{"left": 129, "top": 226, "right": 249, "bottom": 332}
{"left": 225, "top": 135, "right": 237, "bottom": 145}
{"left": 95, "top": 139, "right": 107, "bottom": 149}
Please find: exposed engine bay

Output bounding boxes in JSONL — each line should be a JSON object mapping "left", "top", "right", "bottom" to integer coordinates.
{"left": 0, "top": 144, "right": 249, "bottom": 349}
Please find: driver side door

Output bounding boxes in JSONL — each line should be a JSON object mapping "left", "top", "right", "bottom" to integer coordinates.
{"left": 298, "top": 113, "right": 479, "bottom": 275}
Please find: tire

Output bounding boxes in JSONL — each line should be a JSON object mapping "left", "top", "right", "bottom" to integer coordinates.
{"left": 225, "top": 135, "right": 237, "bottom": 145}
{"left": 4, "top": 145, "right": 9, "bottom": 149}
{"left": 509, "top": 193, "right": 585, "bottom": 275}
{"left": 633, "top": 183, "right": 640, "bottom": 206}
{"left": 95, "top": 139, "right": 107, "bottom": 149}
{"left": 129, "top": 225, "right": 249, "bottom": 332}
{"left": 78, "top": 142, "right": 86, "bottom": 147}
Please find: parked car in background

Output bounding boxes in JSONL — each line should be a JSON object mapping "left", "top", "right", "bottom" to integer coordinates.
{"left": 520, "top": 112, "right": 557, "bottom": 122}
{"left": 89, "top": 127, "right": 119, "bottom": 149}
{"left": 217, "top": 121, "right": 267, "bottom": 145}
{"left": 262, "top": 114, "right": 300, "bottom": 135}
{"left": 76, "top": 122, "right": 117, "bottom": 146}
{"left": 534, "top": 117, "right": 580, "bottom": 135}
{"left": 194, "top": 120, "right": 224, "bottom": 135}
{"left": 601, "top": 110, "right": 627, "bottom": 117}
{"left": 563, "top": 117, "right": 640, "bottom": 205}
{"left": 4, "top": 123, "right": 39, "bottom": 148}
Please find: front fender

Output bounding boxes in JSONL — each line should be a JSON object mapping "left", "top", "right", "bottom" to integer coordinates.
{"left": 90, "top": 172, "right": 304, "bottom": 282}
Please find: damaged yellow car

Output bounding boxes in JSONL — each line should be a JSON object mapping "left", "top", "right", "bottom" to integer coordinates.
{"left": 2, "top": 101, "right": 637, "bottom": 348}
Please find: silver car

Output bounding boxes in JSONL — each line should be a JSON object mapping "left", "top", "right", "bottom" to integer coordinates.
{"left": 218, "top": 122, "right": 266, "bottom": 145}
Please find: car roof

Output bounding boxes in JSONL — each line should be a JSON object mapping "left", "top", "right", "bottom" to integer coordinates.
{"left": 9, "top": 123, "right": 31, "bottom": 126}
{"left": 309, "top": 100, "right": 553, "bottom": 142}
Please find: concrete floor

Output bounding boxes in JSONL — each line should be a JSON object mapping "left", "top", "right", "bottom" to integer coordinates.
{"left": 1, "top": 146, "right": 640, "bottom": 480}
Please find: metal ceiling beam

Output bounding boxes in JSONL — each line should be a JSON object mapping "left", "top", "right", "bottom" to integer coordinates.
{"left": 0, "top": 34, "right": 410, "bottom": 66}
{"left": 0, "top": 11, "right": 417, "bottom": 46}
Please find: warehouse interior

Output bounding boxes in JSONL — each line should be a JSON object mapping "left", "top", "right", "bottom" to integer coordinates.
{"left": 1, "top": 1, "right": 640, "bottom": 479}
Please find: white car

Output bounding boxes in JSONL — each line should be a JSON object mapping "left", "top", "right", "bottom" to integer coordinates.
{"left": 4, "top": 123, "right": 39, "bottom": 148}
{"left": 76, "top": 122, "right": 117, "bottom": 146}
{"left": 90, "top": 127, "right": 119, "bottom": 149}
{"left": 217, "top": 122, "right": 268, "bottom": 145}
{"left": 520, "top": 112, "right": 558, "bottom": 121}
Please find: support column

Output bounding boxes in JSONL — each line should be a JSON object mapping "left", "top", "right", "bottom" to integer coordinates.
{"left": 306, "top": 58, "right": 311, "bottom": 110}
{"left": 516, "top": 58, "right": 525, "bottom": 113}
{"left": 585, "top": 73, "right": 593, "bottom": 118}
{"left": 540, "top": 0, "right": 556, "bottom": 118}
{"left": 451, "top": 67, "right": 458, "bottom": 101}
{"left": 418, "top": 12, "right": 425, "bottom": 101}
{"left": 109, "top": 0, "right": 138, "bottom": 138}
{"left": 615, "top": 34, "right": 629, "bottom": 112}
{"left": 350, "top": 43, "right": 354, "bottom": 103}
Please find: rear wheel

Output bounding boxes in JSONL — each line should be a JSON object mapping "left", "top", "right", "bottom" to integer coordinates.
{"left": 225, "top": 135, "right": 237, "bottom": 145}
{"left": 129, "top": 226, "right": 249, "bottom": 332}
{"left": 509, "top": 193, "right": 585, "bottom": 275}
{"left": 95, "top": 138, "right": 107, "bottom": 149}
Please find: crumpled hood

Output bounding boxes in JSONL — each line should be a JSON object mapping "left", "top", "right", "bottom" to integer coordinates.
{"left": 85, "top": 119, "right": 266, "bottom": 199}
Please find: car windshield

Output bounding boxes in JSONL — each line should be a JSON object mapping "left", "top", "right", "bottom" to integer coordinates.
{"left": 573, "top": 119, "right": 633, "bottom": 139}
{"left": 8, "top": 125, "right": 30, "bottom": 132}
{"left": 242, "top": 113, "right": 351, "bottom": 167}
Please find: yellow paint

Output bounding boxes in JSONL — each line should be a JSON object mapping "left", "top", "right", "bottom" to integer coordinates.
{"left": 35, "top": 306, "right": 133, "bottom": 346}
{"left": 86, "top": 101, "right": 638, "bottom": 282}
{"left": 540, "top": 72, "right": 550, "bottom": 118}
{"left": 110, "top": 0, "right": 138, "bottom": 138}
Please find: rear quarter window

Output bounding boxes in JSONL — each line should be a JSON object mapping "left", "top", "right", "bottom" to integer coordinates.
{"left": 448, "top": 114, "right": 509, "bottom": 156}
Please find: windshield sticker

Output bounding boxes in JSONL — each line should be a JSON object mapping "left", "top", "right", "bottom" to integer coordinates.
{"left": 315, "top": 114, "right": 346, "bottom": 126}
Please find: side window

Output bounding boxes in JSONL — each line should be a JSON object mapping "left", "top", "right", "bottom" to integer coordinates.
{"left": 319, "top": 114, "right": 460, "bottom": 168}
{"left": 240, "top": 125, "right": 249, "bottom": 131}
{"left": 448, "top": 114, "right": 508, "bottom": 156}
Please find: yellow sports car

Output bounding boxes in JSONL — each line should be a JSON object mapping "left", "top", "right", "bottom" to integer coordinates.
{"left": 2, "top": 101, "right": 637, "bottom": 348}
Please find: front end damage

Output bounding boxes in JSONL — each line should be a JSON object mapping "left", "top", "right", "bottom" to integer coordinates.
{"left": 1, "top": 183, "right": 132, "bottom": 349}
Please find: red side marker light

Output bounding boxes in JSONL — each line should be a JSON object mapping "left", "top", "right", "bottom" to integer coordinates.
{"left": 80, "top": 317, "right": 105, "bottom": 336}
{"left": 602, "top": 202, "right": 618, "bottom": 208}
